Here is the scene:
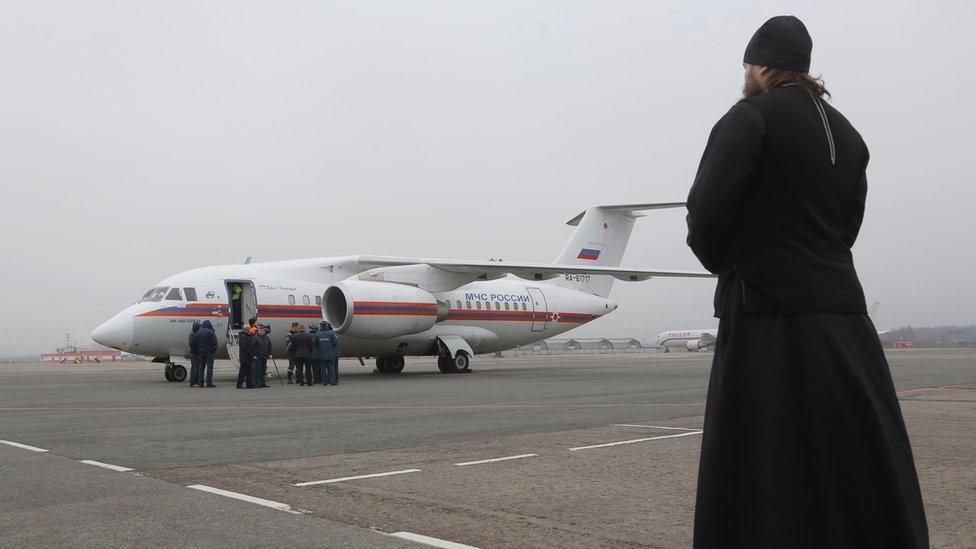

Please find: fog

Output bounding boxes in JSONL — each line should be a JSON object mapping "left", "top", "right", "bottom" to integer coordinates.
{"left": 1, "top": 1, "right": 973, "bottom": 355}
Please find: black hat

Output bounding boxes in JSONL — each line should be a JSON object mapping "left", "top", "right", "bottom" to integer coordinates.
{"left": 743, "top": 15, "right": 812, "bottom": 73}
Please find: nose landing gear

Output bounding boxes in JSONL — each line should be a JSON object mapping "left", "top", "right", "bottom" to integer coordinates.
{"left": 164, "top": 362, "right": 187, "bottom": 382}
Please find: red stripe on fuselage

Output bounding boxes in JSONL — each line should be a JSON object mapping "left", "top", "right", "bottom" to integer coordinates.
{"left": 135, "top": 302, "right": 598, "bottom": 324}
{"left": 136, "top": 302, "right": 320, "bottom": 318}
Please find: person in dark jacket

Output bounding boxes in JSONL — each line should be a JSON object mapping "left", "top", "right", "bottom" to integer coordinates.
{"left": 307, "top": 323, "right": 321, "bottom": 384}
{"left": 285, "top": 322, "right": 299, "bottom": 384}
{"left": 312, "top": 321, "right": 340, "bottom": 386}
{"left": 251, "top": 326, "right": 272, "bottom": 388}
{"left": 288, "top": 325, "right": 314, "bottom": 386}
{"left": 194, "top": 320, "right": 219, "bottom": 388}
{"left": 686, "top": 16, "right": 927, "bottom": 549}
{"left": 236, "top": 326, "right": 255, "bottom": 389}
{"left": 187, "top": 321, "right": 202, "bottom": 387}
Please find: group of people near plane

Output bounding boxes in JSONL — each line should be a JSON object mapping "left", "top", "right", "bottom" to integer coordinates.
{"left": 283, "top": 321, "right": 341, "bottom": 387}
{"left": 186, "top": 318, "right": 340, "bottom": 388}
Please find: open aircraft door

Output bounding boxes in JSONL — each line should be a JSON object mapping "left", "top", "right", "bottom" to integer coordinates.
{"left": 527, "top": 287, "right": 549, "bottom": 332}
{"left": 225, "top": 280, "right": 258, "bottom": 367}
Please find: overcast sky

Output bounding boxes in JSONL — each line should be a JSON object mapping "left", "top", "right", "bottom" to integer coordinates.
{"left": 1, "top": 1, "right": 974, "bottom": 355}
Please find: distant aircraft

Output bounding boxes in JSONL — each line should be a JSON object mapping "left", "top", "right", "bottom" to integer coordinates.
{"left": 92, "top": 203, "right": 713, "bottom": 382}
{"left": 657, "top": 301, "right": 883, "bottom": 352}
{"left": 657, "top": 329, "right": 718, "bottom": 352}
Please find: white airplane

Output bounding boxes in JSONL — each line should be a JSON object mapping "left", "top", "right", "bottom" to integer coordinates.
{"left": 92, "top": 203, "right": 713, "bottom": 382}
{"left": 656, "top": 301, "right": 882, "bottom": 353}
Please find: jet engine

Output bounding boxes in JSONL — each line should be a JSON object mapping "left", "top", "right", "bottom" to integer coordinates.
{"left": 323, "top": 281, "right": 447, "bottom": 339}
{"left": 686, "top": 339, "right": 704, "bottom": 352}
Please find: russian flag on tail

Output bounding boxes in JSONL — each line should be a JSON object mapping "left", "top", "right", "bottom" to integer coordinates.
{"left": 577, "top": 248, "right": 601, "bottom": 261}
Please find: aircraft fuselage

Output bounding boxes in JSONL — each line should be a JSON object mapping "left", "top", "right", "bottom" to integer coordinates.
{"left": 93, "top": 257, "right": 615, "bottom": 361}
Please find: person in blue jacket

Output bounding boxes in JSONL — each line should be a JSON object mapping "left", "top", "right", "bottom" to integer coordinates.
{"left": 312, "top": 321, "right": 340, "bottom": 386}
{"left": 194, "top": 320, "right": 219, "bottom": 388}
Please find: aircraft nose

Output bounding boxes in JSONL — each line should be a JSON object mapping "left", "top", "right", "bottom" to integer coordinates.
{"left": 92, "top": 313, "right": 133, "bottom": 350}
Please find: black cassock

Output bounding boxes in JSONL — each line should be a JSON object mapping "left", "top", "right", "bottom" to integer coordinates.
{"left": 687, "top": 84, "right": 928, "bottom": 548}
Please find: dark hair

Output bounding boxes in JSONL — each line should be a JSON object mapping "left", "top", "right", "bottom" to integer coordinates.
{"left": 764, "top": 69, "right": 830, "bottom": 98}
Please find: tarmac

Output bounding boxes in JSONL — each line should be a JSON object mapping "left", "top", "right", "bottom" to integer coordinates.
{"left": 0, "top": 348, "right": 973, "bottom": 548}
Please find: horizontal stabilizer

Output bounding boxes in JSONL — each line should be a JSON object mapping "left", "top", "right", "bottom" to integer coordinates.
{"left": 565, "top": 202, "right": 685, "bottom": 226}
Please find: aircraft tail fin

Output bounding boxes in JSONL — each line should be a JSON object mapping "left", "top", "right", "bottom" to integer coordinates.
{"left": 553, "top": 202, "right": 685, "bottom": 297}
{"left": 867, "top": 301, "right": 889, "bottom": 334}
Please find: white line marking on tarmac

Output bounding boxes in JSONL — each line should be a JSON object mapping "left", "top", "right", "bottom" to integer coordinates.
{"left": 187, "top": 485, "right": 302, "bottom": 514}
{"left": 612, "top": 424, "right": 702, "bottom": 431}
{"left": 0, "top": 439, "right": 49, "bottom": 452}
{"left": 569, "top": 430, "right": 703, "bottom": 451}
{"left": 78, "top": 460, "right": 134, "bottom": 472}
{"left": 389, "top": 531, "right": 481, "bottom": 549}
{"left": 294, "top": 468, "right": 421, "bottom": 486}
{"left": 454, "top": 453, "right": 539, "bottom": 467}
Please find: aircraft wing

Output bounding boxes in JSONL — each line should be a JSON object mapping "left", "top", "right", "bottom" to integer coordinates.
{"left": 354, "top": 255, "right": 714, "bottom": 282}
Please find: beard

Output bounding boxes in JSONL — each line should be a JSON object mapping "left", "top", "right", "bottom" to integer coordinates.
{"left": 742, "top": 71, "right": 763, "bottom": 99}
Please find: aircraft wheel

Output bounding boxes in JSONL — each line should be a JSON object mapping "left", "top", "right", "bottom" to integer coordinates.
{"left": 164, "top": 365, "right": 175, "bottom": 382}
{"left": 451, "top": 352, "right": 470, "bottom": 373}
{"left": 437, "top": 356, "right": 452, "bottom": 373}
{"left": 375, "top": 357, "right": 389, "bottom": 373}
{"left": 171, "top": 364, "right": 187, "bottom": 382}
{"left": 387, "top": 356, "right": 405, "bottom": 373}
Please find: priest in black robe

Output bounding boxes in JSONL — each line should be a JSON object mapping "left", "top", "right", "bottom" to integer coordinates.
{"left": 687, "top": 15, "right": 928, "bottom": 549}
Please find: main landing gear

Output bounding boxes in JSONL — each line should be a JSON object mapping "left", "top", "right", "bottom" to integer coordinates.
{"left": 375, "top": 356, "right": 405, "bottom": 374}
{"left": 373, "top": 352, "right": 471, "bottom": 374}
{"left": 437, "top": 352, "right": 470, "bottom": 374}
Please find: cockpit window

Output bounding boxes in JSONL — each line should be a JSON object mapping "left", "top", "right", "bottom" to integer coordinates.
{"left": 139, "top": 287, "right": 170, "bottom": 302}
{"left": 183, "top": 287, "right": 198, "bottom": 301}
{"left": 165, "top": 287, "right": 183, "bottom": 301}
